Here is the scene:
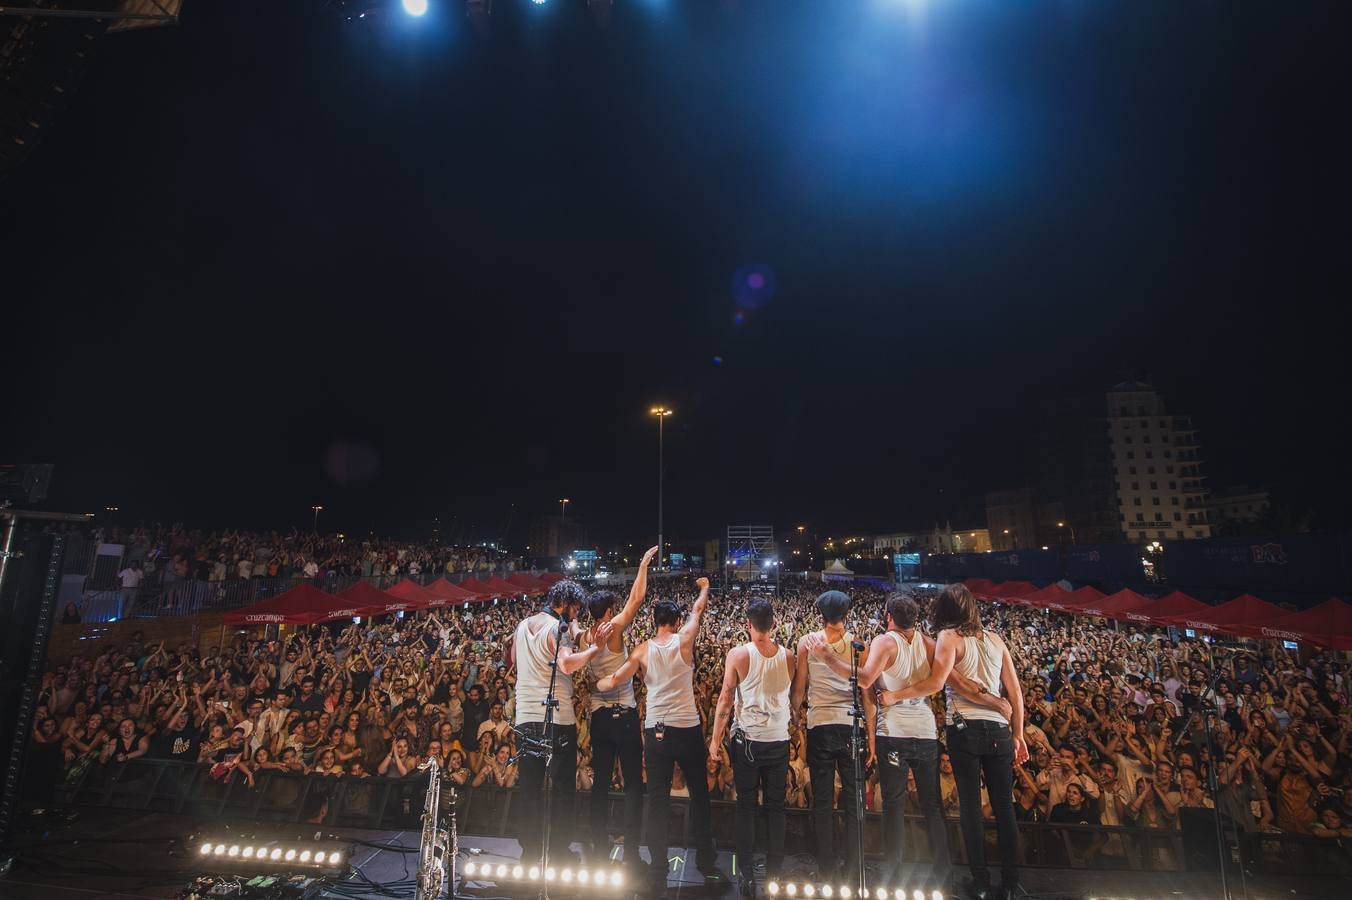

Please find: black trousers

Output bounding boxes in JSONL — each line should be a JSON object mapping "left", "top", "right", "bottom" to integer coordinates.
{"left": 947, "top": 721, "right": 1019, "bottom": 891}
{"left": 588, "top": 705, "right": 644, "bottom": 855}
{"left": 807, "top": 724, "right": 863, "bottom": 878}
{"left": 730, "top": 735, "right": 790, "bottom": 879}
{"left": 644, "top": 724, "right": 716, "bottom": 879}
{"left": 516, "top": 722, "right": 579, "bottom": 863}
{"left": 876, "top": 735, "right": 950, "bottom": 886}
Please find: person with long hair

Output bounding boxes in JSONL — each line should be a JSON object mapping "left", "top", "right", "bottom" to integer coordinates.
{"left": 879, "top": 584, "right": 1028, "bottom": 900}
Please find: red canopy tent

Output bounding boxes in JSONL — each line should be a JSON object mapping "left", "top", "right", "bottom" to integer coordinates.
{"left": 507, "top": 573, "right": 546, "bottom": 594}
{"left": 457, "top": 577, "right": 501, "bottom": 598}
{"left": 964, "top": 578, "right": 999, "bottom": 596}
{"left": 479, "top": 575, "right": 526, "bottom": 596}
{"left": 330, "top": 581, "right": 409, "bottom": 621}
{"left": 1077, "top": 588, "right": 1152, "bottom": 619}
{"left": 987, "top": 581, "right": 1038, "bottom": 600}
{"left": 1123, "top": 590, "right": 1210, "bottom": 626}
{"left": 1229, "top": 598, "right": 1352, "bottom": 649}
{"left": 384, "top": 579, "right": 443, "bottom": 612}
{"left": 224, "top": 584, "right": 332, "bottom": 625}
{"left": 424, "top": 578, "right": 485, "bottom": 606}
{"left": 1013, "top": 584, "right": 1070, "bottom": 609}
{"left": 1161, "top": 593, "right": 1289, "bottom": 634}
{"left": 537, "top": 572, "right": 565, "bottom": 586}
{"left": 1052, "top": 585, "right": 1106, "bottom": 613}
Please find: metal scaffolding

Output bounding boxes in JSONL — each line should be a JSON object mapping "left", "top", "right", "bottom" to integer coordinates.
{"left": 722, "top": 524, "right": 779, "bottom": 594}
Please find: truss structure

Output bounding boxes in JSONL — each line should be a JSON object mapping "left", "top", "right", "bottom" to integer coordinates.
{"left": 723, "top": 525, "right": 779, "bottom": 594}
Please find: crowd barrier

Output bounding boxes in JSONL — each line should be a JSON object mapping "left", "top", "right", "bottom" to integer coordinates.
{"left": 32, "top": 756, "right": 1352, "bottom": 878}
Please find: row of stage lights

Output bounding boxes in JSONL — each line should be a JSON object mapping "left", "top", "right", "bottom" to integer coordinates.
{"left": 198, "top": 842, "right": 346, "bottom": 868}
{"left": 461, "top": 860, "right": 625, "bottom": 887}
{"left": 766, "top": 886, "right": 942, "bottom": 900}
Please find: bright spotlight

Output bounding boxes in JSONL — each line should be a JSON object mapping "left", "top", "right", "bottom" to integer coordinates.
{"left": 578, "top": 870, "right": 591, "bottom": 884}
{"left": 528, "top": 867, "right": 541, "bottom": 880}
{"left": 200, "top": 843, "right": 213, "bottom": 855}
{"left": 464, "top": 862, "right": 477, "bottom": 877}
{"left": 496, "top": 864, "right": 508, "bottom": 878}
{"left": 805, "top": 886, "right": 816, "bottom": 898}
{"left": 402, "top": 0, "right": 429, "bottom": 15}
{"left": 786, "top": 884, "right": 798, "bottom": 897}
{"left": 545, "top": 868, "right": 557, "bottom": 882}
{"left": 914, "top": 891, "right": 925, "bottom": 900}
{"left": 610, "top": 871, "right": 623, "bottom": 887}
{"left": 931, "top": 892, "right": 944, "bottom": 900}
{"left": 767, "top": 882, "right": 780, "bottom": 895}
{"left": 561, "top": 868, "right": 574, "bottom": 882}
{"left": 313, "top": 852, "right": 326, "bottom": 864}
{"left": 299, "top": 851, "right": 312, "bottom": 863}
{"left": 840, "top": 888, "right": 851, "bottom": 899}
{"left": 242, "top": 847, "right": 255, "bottom": 859}
{"left": 227, "top": 845, "right": 240, "bottom": 857}
{"left": 822, "top": 886, "right": 834, "bottom": 898}
{"left": 284, "top": 849, "right": 297, "bottom": 861}
{"left": 531, "top": 0, "right": 546, "bottom": 5}
{"left": 214, "top": 845, "right": 226, "bottom": 856}
{"left": 512, "top": 866, "right": 524, "bottom": 879}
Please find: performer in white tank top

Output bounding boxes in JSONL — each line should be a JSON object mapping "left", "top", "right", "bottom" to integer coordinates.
{"left": 876, "top": 584, "right": 1028, "bottom": 896}
{"left": 577, "top": 546, "right": 657, "bottom": 862}
{"left": 594, "top": 578, "right": 725, "bottom": 886}
{"left": 791, "top": 590, "right": 875, "bottom": 884}
{"left": 506, "top": 580, "right": 615, "bottom": 871}
{"left": 708, "top": 596, "right": 799, "bottom": 889}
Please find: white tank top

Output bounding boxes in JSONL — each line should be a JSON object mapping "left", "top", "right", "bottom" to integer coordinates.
{"left": 876, "top": 630, "right": 937, "bottom": 739}
{"left": 644, "top": 634, "right": 700, "bottom": 729}
{"left": 807, "top": 631, "right": 856, "bottom": 728}
{"left": 513, "top": 611, "right": 575, "bottom": 726}
{"left": 734, "top": 642, "right": 791, "bottom": 742}
{"left": 587, "top": 632, "right": 636, "bottom": 711}
{"left": 945, "top": 632, "right": 1007, "bottom": 726}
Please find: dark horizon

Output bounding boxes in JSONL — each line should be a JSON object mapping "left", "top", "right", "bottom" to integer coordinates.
{"left": 3, "top": 1, "right": 1346, "bottom": 549}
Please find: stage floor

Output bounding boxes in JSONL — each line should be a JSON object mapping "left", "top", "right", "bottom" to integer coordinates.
{"left": 0, "top": 808, "right": 1339, "bottom": 900}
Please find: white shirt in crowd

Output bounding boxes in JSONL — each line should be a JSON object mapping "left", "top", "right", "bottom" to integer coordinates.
{"left": 118, "top": 567, "right": 143, "bottom": 590}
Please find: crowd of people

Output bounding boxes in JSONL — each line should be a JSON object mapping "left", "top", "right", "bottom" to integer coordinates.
{"left": 29, "top": 564, "right": 1352, "bottom": 872}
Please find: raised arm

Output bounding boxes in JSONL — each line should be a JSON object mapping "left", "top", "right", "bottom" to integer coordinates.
{"left": 612, "top": 546, "right": 659, "bottom": 632}
{"left": 678, "top": 577, "right": 711, "bottom": 662}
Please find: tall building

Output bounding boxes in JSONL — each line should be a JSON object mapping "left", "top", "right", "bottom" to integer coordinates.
{"left": 1106, "top": 381, "right": 1211, "bottom": 543}
{"left": 528, "top": 515, "right": 588, "bottom": 559}
{"left": 1207, "top": 486, "right": 1272, "bottom": 533}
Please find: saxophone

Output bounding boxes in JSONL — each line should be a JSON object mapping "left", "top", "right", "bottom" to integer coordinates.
{"left": 415, "top": 757, "right": 455, "bottom": 900}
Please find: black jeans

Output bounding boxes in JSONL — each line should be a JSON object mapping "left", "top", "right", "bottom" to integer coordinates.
{"left": 946, "top": 721, "right": 1018, "bottom": 891}
{"left": 807, "top": 724, "right": 863, "bottom": 878}
{"left": 876, "top": 736, "right": 950, "bottom": 886}
{"left": 644, "top": 724, "right": 716, "bottom": 879}
{"left": 730, "top": 735, "right": 790, "bottom": 878}
{"left": 515, "top": 722, "right": 579, "bottom": 863}
{"left": 588, "top": 705, "right": 644, "bottom": 855}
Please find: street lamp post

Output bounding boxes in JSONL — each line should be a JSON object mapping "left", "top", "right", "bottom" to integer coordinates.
{"left": 1057, "top": 521, "right": 1077, "bottom": 545}
{"left": 649, "top": 406, "right": 673, "bottom": 567}
{"left": 312, "top": 505, "right": 323, "bottom": 533}
{"left": 560, "top": 498, "right": 570, "bottom": 520}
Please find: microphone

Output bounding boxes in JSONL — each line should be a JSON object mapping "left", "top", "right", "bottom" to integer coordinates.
{"left": 850, "top": 640, "right": 866, "bottom": 653}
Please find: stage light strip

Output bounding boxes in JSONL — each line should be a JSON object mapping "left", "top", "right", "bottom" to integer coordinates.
{"left": 461, "top": 861, "right": 625, "bottom": 888}
{"left": 197, "top": 842, "right": 345, "bottom": 869}
{"left": 766, "top": 884, "right": 941, "bottom": 900}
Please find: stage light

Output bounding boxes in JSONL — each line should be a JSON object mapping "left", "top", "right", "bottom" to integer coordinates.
{"left": 200, "top": 843, "right": 213, "bottom": 855}
{"left": 822, "top": 886, "right": 834, "bottom": 898}
{"left": 804, "top": 885, "right": 816, "bottom": 897}
{"left": 284, "top": 849, "right": 297, "bottom": 861}
{"left": 214, "top": 845, "right": 226, "bottom": 856}
{"left": 914, "top": 890, "right": 925, "bottom": 900}
{"left": 512, "top": 866, "right": 524, "bottom": 879}
{"left": 402, "top": 0, "right": 429, "bottom": 15}
{"left": 242, "top": 847, "right": 255, "bottom": 859}
{"left": 610, "top": 871, "right": 623, "bottom": 886}
{"left": 561, "top": 867, "right": 574, "bottom": 882}
{"left": 529, "top": 866, "right": 541, "bottom": 880}
{"left": 531, "top": 0, "right": 546, "bottom": 4}
{"left": 270, "top": 849, "right": 283, "bottom": 860}
{"left": 465, "top": 862, "right": 477, "bottom": 877}
{"left": 227, "top": 845, "right": 240, "bottom": 857}
{"left": 786, "top": 884, "right": 798, "bottom": 896}
{"left": 860, "top": 890, "right": 869, "bottom": 899}
{"left": 313, "top": 852, "right": 326, "bottom": 864}
{"left": 299, "top": 851, "right": 312, "bottom": 863}
{"left": 579, "top": 870, "right": 590, "bottom": 884}
{"left": 840, "top": 887, "right": 851, "bottom": 899}
{"left": 546, "top": 868, "right": 557, "bottom": 882}
{"left": 496, "top": 864, "right": 508, "bottom": 878}
{"left": 767, "top": 882, "right": 780, "bottom": 895}
{"left": 931, "top": 892, "right": 943, "bottom": 900}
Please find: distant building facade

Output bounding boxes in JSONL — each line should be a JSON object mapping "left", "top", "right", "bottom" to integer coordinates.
{"left": 1106, "top": 381, "right": 1211, "bottom": 543}
{"left": 874, "top": 526, "right": 991, "bottom": 555}
{"left": 1207, "top": 486, "right": 1272, "bottom": 528}
{"left": 528, "top": 515, "right": 588, "bottom": 559}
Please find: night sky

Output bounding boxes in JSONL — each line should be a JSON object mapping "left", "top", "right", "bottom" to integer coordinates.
{"left": 3, "top": 1, "right": 1346, "bottom": 547}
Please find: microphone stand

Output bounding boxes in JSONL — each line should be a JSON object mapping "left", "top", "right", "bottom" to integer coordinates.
{"left": 534, "top": 613, "right": 567, "bottom": 900}
{"left": 847, "top": 639, "right": 867, "bottom": 895}
{"left": 1199, "top": 662, "right": 1232, "bottom": 900}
